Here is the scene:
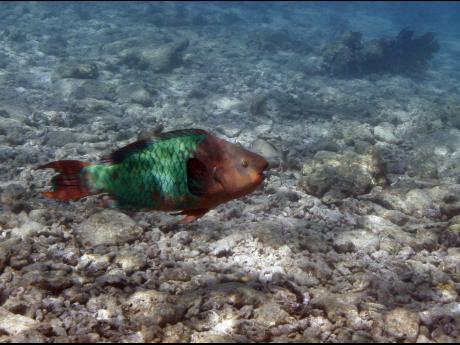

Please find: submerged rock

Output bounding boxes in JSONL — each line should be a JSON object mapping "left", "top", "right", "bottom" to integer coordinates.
{"left": 299, "top": 148, "right": 385, "bottom": 200}
{"left": 125, "top": 290, "right": 186, "bottom": 326}
{"left": 0, "top": 238, "right": 20, "bottom": 273}
{"left": 45, "top": 130, "right": 77, "bottom": 147}
{"left": 76, "top": 210, "right": 143, "bottom": 248}
{"left": 114, "top": 248, "right": 147, "bottom": 273}
{"left": 255, "top": 302, "right": 292, "bottom": 327}
{"left": 1, "top": 184, "right": 28, "bottom": 211}
{"left": 374, "top": 122, "right": 401, "bottom": 144}
{"left": 428, "top": 184, "right": 460, "bottom": 218}
{"left": 118, "top": 39, "right": 189, "bottom": 73}
{"left": 57, "top": 62, "right": 99, "bottom": 79}
{"left": 333, "top": 229, "right": 380, "bottom": 254}
{"left": 250, "top": 139, "right": 280, "bottom": 168}
{"left": 322, "top": 28, "right": 440, "bottom": 78}
{"left": 10, "top": 219, "right": 43, "bottom": 240}
{"left": 71, "top": 80, "right": 117, "bottom": 101}
{"left": 0, "top": 307, "right": 39, "bottom": 336}
{"left": 384, "top": 308, "right": 420, "bottom": 341}
{"left": 130, "top": 88, "right": 153, "bottom": 107}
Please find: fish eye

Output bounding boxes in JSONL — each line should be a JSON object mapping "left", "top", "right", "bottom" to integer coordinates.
{"left": 241, "top": 159, "right": 249, "bottom": 168}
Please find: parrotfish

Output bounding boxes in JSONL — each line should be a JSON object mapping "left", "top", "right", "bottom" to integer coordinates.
{"left": 38, "top": 129, "right": 268, "bottom": 224}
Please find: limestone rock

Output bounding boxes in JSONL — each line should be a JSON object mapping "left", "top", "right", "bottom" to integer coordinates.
{"left": 119, "top": 39, "right": 189, "bottom": 73}
{"left": 125, "top": 290, "right": 186, "bottom": 326}
{"left": 374, "top": 122, "right": 401, "bottom": 144}
{"left": 250, "top": 139, "right": 280, "bottom": 168}
{"left": 76, "top": 210, "right": 143, "bottom": 248}
{"left": 384, "top": 308, "right": 420, "bottom": 341}
{"left": 57, "top": 62, "right": 99, "bottom": 79}
{"left": 333, "top": 229, "right": 380, "bottom": 253}
{"left": 0, "top": 307, "right": 39, "bottom": 336}
{"left": 299, "top": 149, "right": 384, "bottom": 199}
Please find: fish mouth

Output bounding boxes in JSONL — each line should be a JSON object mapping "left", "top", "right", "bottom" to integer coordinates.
{"left": 259, "top": 161, "right": 269, "bottom": 180}
{"left": 257, "top": 169, "right": 268, "bottom": 183}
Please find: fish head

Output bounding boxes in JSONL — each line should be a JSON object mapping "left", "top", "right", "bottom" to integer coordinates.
{"left": 212, "top": 138, "right": 269, "bottom": 199}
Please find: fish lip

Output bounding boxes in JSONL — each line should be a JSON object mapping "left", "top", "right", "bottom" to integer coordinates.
{"left": 259, "top": 162, "right": 269, "bottom": 180}
{"left": 258, "top": 171, "right": 267, "bottom": 181}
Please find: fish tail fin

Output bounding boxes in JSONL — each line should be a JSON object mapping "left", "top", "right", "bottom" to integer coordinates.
{"left": 37, "top": 160, "right": 97, "bottom": 201}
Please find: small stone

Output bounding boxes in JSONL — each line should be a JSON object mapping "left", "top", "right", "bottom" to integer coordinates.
{"left": 10, "top": 220, "right": 43, "bottom": 240}
{"left": 384, "top": 308, "right": 420, "bottom": 341}
{"left": 1, "top": 184, "right": 28, "bottom": 211}
{"left": 0, "top": 307, "right": 39, "bottom": 336}
{"left": 119, "top": 39, "right": 189, "bottom": 73}
{"left": 125, "top": 290, "right": 186, "bottom": 326}
{"left": 299, "top": 149, "right": 384, "bottom": 198}
{"left": 254, "top": 302, "right": 291, "bottom": 327}
{"left": 130, "top": 89, "right": 153, "bottom": 107}
{"left": 77, "top": 253, "right": 111, "bottom": 276}
{"left": 343, "top": 123, "right": 374, "bottom": 145}
{"left": 115, "top": 251, "right": 147, "bottom": 273}
{"left": 172, "top": 231, "right": 191, "bottom": 245}
{"left": 46, "top": 130, "right": 77, "bottom": 147}
{"left": 333, "top": 229, "right": 380, "bottom": 253}
{"left": 447, "top": 223, "right": 460, "bottom": 233}
{"left": 163, "top": 268, "right": 191, "bottom": 282}
{"left": 239, "top": 320, "right": 271, "bottom": 342}
{"left": 97, "top": 268, "right": 127, "bottom": 286}
{"left": 419, "top": 302, "right": 460, "bottom": 326}
{"left": 405, "top": 189, "right": 439, "bottom": 218}
{"left": 0, "top": 238, "right": 20, "bottom": 272}
{"left": 217, "top": 126, "right": 243, "bottom": 138}
{"left": 190, "top": 331, "right": 241, "bottom": 343}
{"left": 58, "top": 62, "right": 99, "bottom": 79}
{"left": 251, "top": 139, "right": 280, "bottom": 168}
{"left": 374, "top": 122, "right": 401, "bottom": 144}
{"left": 211, "top": 233, "right": 245, "bottom": 257}
{"left": 203, "top": 283, "right": 265, "bottom": 310}
{"left": 76, "top": 210, "right": 143, "bottom": 248}
{"left": 416, "top": 334, "right": 433, "bottom": 343}
{"left": 162, "top": 323, "right": 191, "bottom": 343}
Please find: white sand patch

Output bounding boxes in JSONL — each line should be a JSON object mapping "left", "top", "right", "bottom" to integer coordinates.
{"left": 213, "top": 97, "right": 242, "bottom": 111}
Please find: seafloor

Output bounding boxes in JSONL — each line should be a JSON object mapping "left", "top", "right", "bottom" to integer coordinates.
{"left": 1, "top": 2, "right": 460, "bottom": 343}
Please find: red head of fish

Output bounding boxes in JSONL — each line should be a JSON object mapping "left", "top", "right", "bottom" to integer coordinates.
{"left": 188, "top": 133, "right": 269, "bottom": 210}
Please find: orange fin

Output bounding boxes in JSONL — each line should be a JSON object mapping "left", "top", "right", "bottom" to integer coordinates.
{"left": 37, "top": 160, "right": 92, "bottom": 201}
{"left": 176, "top": 208, "right": 210, "bottom": 225}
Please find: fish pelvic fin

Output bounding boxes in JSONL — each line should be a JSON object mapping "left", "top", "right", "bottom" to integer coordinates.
{"left": 175, "top": 208, "right": 210, "bottom": 225}
{"left": 37, "top": 160, "right": 97, "bottom": 201}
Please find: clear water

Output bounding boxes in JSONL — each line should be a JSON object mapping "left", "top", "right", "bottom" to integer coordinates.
{"left": 1, "top": 2, "right": 460, "bottom": 343}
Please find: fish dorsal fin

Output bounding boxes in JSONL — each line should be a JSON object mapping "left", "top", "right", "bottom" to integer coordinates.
{"left": 154, "top": 128, "right": 209, "bottom": 140}
{"left": 104, "top": 139, "right": 151, "bottom": 164}
{"left": 104, "top": 128, "right": 209, "bottom": 164}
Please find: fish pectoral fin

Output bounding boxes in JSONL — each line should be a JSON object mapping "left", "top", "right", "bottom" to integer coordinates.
{"left": 186, "top": 158, "right": 209, "bottom": 196}
{"left": 176, "top": 208, "right": 210, "bottom": 225}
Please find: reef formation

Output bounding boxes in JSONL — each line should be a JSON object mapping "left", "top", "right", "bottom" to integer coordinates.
{"left": 322, "top": 28, "right": 440, "bottom": 78}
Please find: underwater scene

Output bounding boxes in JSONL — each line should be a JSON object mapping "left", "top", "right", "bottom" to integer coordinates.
{"left": 1, "top": 1, "right": 460, "bottom": 342}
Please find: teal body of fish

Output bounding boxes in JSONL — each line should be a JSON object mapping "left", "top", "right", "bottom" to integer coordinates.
{"left": 83, "top": 130, "right": 207, "bottom": 210}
